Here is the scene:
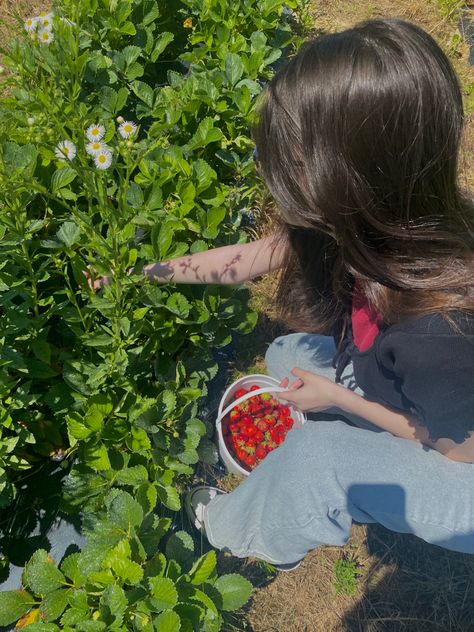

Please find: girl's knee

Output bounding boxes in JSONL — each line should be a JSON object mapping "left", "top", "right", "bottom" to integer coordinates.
{"left": 264, "top": 334, "right": 299, "bottom": 379}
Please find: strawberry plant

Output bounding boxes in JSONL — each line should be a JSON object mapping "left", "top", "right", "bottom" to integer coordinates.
{"left": 0, "top": 488, "right": 253, "bottom": 630}
{"left": 0, "top": 0, "right": 306, "bottom": 626}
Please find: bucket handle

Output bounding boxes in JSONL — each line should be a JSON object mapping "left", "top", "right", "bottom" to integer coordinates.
{"left": 216, "top": 386, "right": 287, "bottom": 429}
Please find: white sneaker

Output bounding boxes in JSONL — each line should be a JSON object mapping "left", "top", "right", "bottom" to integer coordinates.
{"left": 185, "top": 485, "right": 227, "bottom": 533}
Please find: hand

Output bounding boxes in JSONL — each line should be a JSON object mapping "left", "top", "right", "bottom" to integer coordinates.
{"left": 278, "top": 368, "right": 341, "bottom": 413}
{"left": 83, "top": 267, "right": 111, "bottom": 291}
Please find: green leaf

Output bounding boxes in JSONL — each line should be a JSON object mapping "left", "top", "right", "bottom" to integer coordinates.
{"left": 111, "top": 557, "right": 143, "bottom": 585}
{"left": 56, "top": 221, "right": 80, "bottom": 247}
{"left": 192, "top": 160, "right": 216, "bottom": 194}
{"left": 131, "top": 80, "right": 154, "bottom": 107}
{"left": 51, "top": 167, "right": 77, "bottom": 193}
{"left": 189, "top": 551, "right": 216, "bottom": 585}
{"left": 151, "top": 32, "right": 174, "bottom": 62}
{"left": 214, "top": 574, "right": 253, "bottom": 611}
{"left": 154, "top": 609, "right": 181, "bottom": 632}
{"left": 40, "top": 588, "right": 69, "bottom": 622}
{"left": 2, "top": 142, "right": 37, "bottom": 174}
{"left": 197, "top": 438, "right": 219, "bottom": 465}
{"left": 165, "top": 531, "right": 194, "bottom": 570}
{"left": 156, "top": 484, "right": 181, "bottom": 511}
{"left": 24, "top": 551, "right": 66, "bottom": 595}
{"left": 165, "top": 293, "right": 190, "bottom": 319}
{"left": 82, "top": 441, "right": 111, "bottom": 471}
{"left": 225, "top": 53, "right": 244, "bottom": 86}
{"left": 136, "top": 482, "right": 158, "bottom": 514}
{"left": 148, "top": 577, "right": 178, "bottom": 612}
{"left": 187, "top": 118, "right": 224, "bottom": 151}
{"left": 60, "top": 553, "right": 84, "bottom": 586}
{"left": 115, "top": 464, "right": 149, "bottom": 487}
{"left": 0, "top": 590, "right": 34, "bottom": 626}
{"left": 107, "top": 490, "right": 144, "bottom": 529}
{"left": 99, "top": 584, "right": 128, "bottom": 625}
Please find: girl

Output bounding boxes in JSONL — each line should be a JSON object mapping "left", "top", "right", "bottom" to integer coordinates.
{"left": 97, "top": 18, "right": 474, "bottom": 566}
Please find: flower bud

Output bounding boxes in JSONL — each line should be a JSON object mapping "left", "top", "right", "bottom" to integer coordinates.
{"left": 27, "top": 117, "right": 35, "bottom": 126}
{"left": 126, "top": 140, "right": 134, "bottom": 148}
{"left": 116, "top": 116, "right": 124, "bottom": 124}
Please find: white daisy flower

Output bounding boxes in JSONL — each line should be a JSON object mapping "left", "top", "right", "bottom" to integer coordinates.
{"left": 86, "top": 140, "right": 108, "bottom": 156}
{"left": 94, "top": 149, "right": 113, "bottom": 170}
{"left": 86, "top": 124, "right": 105, "bottom": 142}
{"left": 118, "top": 121, "right": 137, "bottom": 139}
{"left": 38, "top": 29, "right": 54, "bottom": 44}
{"left": 24, "top": 16, "right": 38, "bottom": 33}
{"left": 55, "top": 140, "right": 77, "bottom": 161}
{"left": 38, "top": 14, "right": 53, "bottom": 30}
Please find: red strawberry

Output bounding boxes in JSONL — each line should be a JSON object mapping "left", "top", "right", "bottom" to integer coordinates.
{"left": 279, "top": 406, "right": 290, "bottom": 417}
{"left": 236, "top": 449, "right": 247, "bottom": 461}
{"left": 245, "top": 454, "right": 256, "bottom": 466}
{"left": 255, "top": 445, "right": 266, "bottom": 460}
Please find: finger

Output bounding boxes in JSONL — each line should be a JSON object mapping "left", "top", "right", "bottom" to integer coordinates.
{"left": 279, "top": 377, "right": 289, "bottom": 388}
{"left": 291, "top": 367, "right": 312, "bottom": 379}
{"left": 288, "top": 378, "right": 304, "bottom": 390}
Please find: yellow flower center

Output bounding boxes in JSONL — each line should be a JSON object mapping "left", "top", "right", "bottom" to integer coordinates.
{"left": 93, "top": 143, "right": 100, "bottom": 150}
{"left": 27, "top": 19, "right": 33, "bottom": 25}
{"left": 99, "top": 155, "right": 106, "bottom": 163}
{"left": 42, "top": 32, "right": 49, "bottom": 40}
{"left": 43, "top": 19, "right": 50, "bottom": 26}
{"left": 124, "top": 125, "right": 132, "bottom": 133}
{"left": 92, "top": 128, "right": 99, "bottom": 136}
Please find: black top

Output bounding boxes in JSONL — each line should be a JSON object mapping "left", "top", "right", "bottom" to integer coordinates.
{"left": 334, "top": 312, "right": 474, "bottom": 443}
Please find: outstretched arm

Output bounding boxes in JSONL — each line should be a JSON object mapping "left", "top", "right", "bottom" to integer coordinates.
{"left": 141, "top": 234, "right": 284, "bottom": 284}
{"left": 90, "top": 234, "right": 285, "bottom": 289}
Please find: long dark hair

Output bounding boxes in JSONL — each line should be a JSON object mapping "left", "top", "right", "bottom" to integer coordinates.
{"left": 253, "top": 18, "right": 474, "bottom": 334}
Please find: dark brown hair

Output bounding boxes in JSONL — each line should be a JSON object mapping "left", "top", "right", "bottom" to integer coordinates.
{"left": 253, "top": 18, "right": 474, "bottom": 334}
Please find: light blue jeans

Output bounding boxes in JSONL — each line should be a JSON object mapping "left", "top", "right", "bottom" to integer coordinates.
{"left": 204, "top": 334, "right": 474, "bottom": 564}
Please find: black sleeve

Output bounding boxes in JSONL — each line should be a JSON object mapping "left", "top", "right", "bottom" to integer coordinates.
{"left": 377, "top": 329, "right": 474, "bottom": 443}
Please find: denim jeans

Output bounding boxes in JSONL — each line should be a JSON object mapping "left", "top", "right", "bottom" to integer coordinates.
{"left": 204, "top": 334, "right": 474, "bottom": 564}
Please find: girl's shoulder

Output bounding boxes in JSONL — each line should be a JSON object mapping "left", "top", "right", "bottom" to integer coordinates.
{"left": 381, "top": 310, "right": 474, "bottom": 338}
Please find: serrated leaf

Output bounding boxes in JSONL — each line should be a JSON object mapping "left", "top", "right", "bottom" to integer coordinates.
{"left": 156, "top": 484, "right": 181, "bottom": 511}
{"left": 189, "top": 551, "right": 216, "bottom": 585}
{"left": 56, "top": 221, "right": 80, "bottom": 247}
{"left": 187, "top": 118, "right": 223, "bottom": 151}
{"left": 165, "top": 293, "right": 190, "bottom": 318}
{"left": 108, "top": 490, "right": 144, "bottom": 529}
{"left": 165, "top": 531, "right": 194, "bottom": 570}
{"left": 154, "top": 609, "right": 181, "bottom": 632}
{"left": 111, "top": 557, "right": 143, "bottom": 585}
{"left": 115, "top": 465, "right": 149, "bottom": 487}
{"left": 99, "top": 584, "right": 128, "bottom": 625}
{"left": 40, "top": 588, "right": 69, "bottom": 622}
{"left": 148, "top": 576, "right": 178, "bottom": 612}
{"left": 24, "top": 550, "right": 66, "bottom": 596}
{"left": 225, "top": 53, "right": 244, "bottom": 86}
{"left": 151, "top": 32, "right": 174, "bottom": 62}
{"left": 136, "top": 482, "right": 158, "bottom": 514}
{"left": 60, "top": 553, "right": 84, "bottom": 586}
{"left": 214, "top": 574, "right": 253, "bottom": 611}
{"left": 197, "top": 438, "right": 219, "bottom": 465}
{"left": 0, "top": 590, "right": 34, "bottom": 626}
{"left": 51, "top": 167, "right": 76, "bottom": 193}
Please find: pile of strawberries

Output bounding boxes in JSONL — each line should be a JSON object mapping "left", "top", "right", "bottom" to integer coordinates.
{"left": 222, "top": 385, "right": 295, "bottom": 472}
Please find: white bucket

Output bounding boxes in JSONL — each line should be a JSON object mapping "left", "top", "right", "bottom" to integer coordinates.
{"left": 215, "top": 374, "right": 307, "bottom": 477}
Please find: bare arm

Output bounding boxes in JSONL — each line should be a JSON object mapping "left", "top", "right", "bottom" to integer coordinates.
{"left": 140, "top": 234, "right": 285, "bottom": 285}
{"left": 335, "top": 388, "right": 474, "bottom": 463}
